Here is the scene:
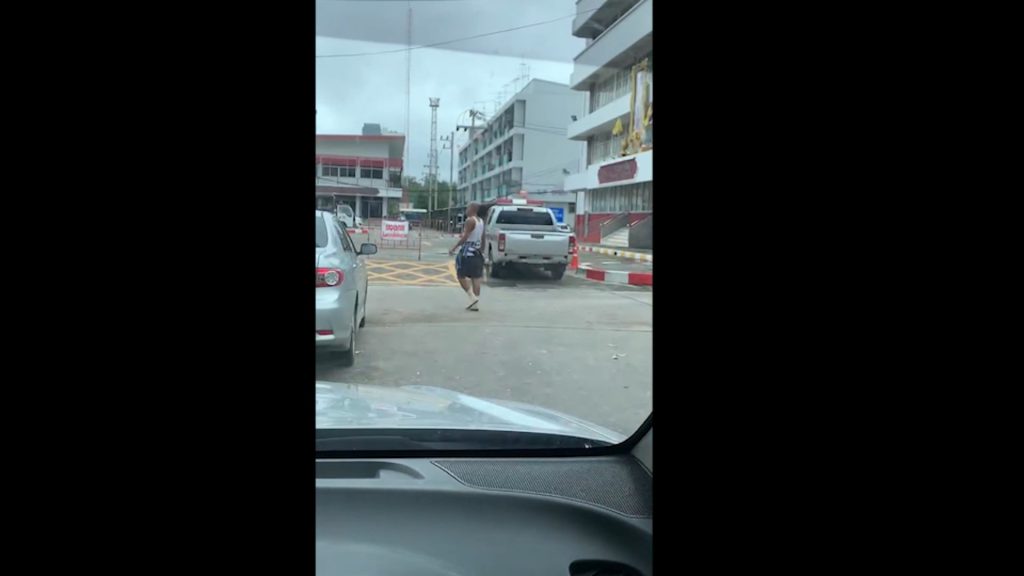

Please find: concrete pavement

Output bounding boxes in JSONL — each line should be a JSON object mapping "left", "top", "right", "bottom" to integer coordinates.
{"left": 315, "top": 278, "right": 652, "bottom": 436}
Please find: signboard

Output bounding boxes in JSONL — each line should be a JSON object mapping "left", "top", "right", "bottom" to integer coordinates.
{"left": 381, "top": 219, "right": 409, "bottom": 240}
{"left": 598, "top": 158, "right": 638, "bottom": 184}
{"left": 549, "top": 206, "right": 565, "bottom": 223}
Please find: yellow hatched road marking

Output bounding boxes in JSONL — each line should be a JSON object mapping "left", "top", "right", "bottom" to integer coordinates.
{"left": 367, "top": 259, "right": 459, "bottom": 286}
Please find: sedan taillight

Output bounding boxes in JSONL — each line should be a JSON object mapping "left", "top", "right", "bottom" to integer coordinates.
{"left": 316, "top": 267, "right": 344, "bottom": 287}
{"left": 497, "top": 233, "right": 506, "bottom": 252}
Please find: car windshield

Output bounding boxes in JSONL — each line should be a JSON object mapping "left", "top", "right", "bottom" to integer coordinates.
{"left": 316, "top": 0, "right": 652, "bottom": 449}
{"left": 495, "top": 209, "right": 554, "bottom": 226}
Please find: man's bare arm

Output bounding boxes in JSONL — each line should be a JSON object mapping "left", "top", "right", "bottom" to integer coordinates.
{"left": 449, "top": 218, "right": 476, "bottom": 255}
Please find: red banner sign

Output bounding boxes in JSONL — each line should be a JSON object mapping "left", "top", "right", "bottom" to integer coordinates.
{"left": 597, "top": 158, "right": 637, "bottom": 184}
{"left": 381, "top": 220, "right": 409, "bottom": 240}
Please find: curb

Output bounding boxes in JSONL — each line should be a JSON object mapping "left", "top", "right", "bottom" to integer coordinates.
{"left": 576, "top": 264, "right": 653, "bottom": 287}
{"left": 579, "top": 245, "right": 653, "bottom": 262}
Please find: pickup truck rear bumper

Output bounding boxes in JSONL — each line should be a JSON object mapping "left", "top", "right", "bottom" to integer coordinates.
{"left": 492, "top": 255, "right": 569, "bottom": 266}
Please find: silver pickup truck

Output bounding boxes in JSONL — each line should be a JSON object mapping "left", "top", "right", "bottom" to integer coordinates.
{"left": 483, "top": 203, "right": 575, "bottom": 280}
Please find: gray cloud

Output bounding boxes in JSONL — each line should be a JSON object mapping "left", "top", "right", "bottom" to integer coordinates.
{"left": 316, "top": 0, "right": 583, "bottom": 181}
{"left": 316, "top": 0, "right": 582, "bottom": 63}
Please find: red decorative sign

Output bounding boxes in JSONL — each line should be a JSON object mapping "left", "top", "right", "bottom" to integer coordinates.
{"left": 597, "top": 158, "right": 637, "bottom": 184}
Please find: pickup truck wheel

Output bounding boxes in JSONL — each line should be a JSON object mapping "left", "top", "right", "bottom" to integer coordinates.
{"left": 488, "top": 249, "right": 502, "bottom": 278}
{"left": 549, "top": 264, "right": 566, "bottom": 280}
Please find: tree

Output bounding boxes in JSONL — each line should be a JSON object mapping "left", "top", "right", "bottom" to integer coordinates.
{"left": 402, "top": 177, "right": 456, "bottom": 211}
{"left": 404, "top": 177, "right": 429, "bottom": 210}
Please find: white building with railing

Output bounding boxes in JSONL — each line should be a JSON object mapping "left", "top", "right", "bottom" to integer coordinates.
{"left": 457, "top": 79, "right": 583, "bottom": 206}
{"left": 563, "top": 0, "right": 653, "bottom": 247}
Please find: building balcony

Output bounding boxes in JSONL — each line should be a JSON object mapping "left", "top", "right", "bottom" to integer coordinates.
{"left": 570, "top": 0, "right": 651, "bottom": 90}
{"left": 566, "top": 92, "right": 631, "bottom": 141}
{"left": 465, "top": 159, "right": 523, "bottom": 186}
{"left": 315, "top": 180, "right": 405, "bottom": 199}
{"left": 573, "top": 0, "right": 639, "bottom": 38}
{"left": 316, "top": 175, "right": 387, "bottom": 189}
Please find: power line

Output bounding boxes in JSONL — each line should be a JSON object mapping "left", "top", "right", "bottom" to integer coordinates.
{"left": 525, "top": 122, "right": 571, "bottom": 131}
{"left": 525, "top": 124, "right": 567, "bottom": 133}
{"left": 522, "top": 159, "right": 579, "bottom": 180}
{"left": 523, "top": 125, "right": 568, "bottom": 136}
{"left": 316, "top": 7, "right": 599, "bottom": 58}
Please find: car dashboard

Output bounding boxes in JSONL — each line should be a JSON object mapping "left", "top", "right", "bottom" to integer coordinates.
{"left": 316, "top": 433, "right": 652, "bottom": 576}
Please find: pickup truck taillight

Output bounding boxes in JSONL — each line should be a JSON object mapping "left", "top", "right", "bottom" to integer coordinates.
{"left": 569, "top": 235, "right": 577, "bottom": 253}
{"left": 316, "top": 267, "right": 344, "bottom": 287}
{"left": 498, "top": 233, "right": 506, "bottom": 252}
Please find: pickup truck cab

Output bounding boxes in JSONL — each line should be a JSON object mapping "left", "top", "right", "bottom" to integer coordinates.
{"left": 483, "top": 199, "right": 576, "bottom": 280}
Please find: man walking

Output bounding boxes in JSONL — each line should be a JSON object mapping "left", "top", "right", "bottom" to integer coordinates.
{"left": 449, "top": 202, "right": 484, "bottom": 311}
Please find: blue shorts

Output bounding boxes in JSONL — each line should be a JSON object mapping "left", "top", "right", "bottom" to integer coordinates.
{"left": 456, "top": 249, "right": 484, "bottom": 279}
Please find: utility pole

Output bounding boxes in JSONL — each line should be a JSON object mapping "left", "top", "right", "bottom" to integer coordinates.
{"left": 404, "top": 4, "right": 412, "bottom": 184}
{"left": 456, "top": 108, "right": 487, "bottom": 208}
{"left": 441, "top": 132, "right": 454, "bottom": 232}
{"left": 428, "top": 97, "right": 440, "bottom": 229}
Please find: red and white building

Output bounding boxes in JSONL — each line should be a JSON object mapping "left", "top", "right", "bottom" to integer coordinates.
{"left": 316, "top": 131, "right": 405, "bottom": 220}
{"left": 563, "top": 0, "right": 653, "bottom": 248}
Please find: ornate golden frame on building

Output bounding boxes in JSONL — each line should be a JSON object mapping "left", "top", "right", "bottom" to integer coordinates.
{"left": 622, "top": 57, "right": 651, "bottom": 156}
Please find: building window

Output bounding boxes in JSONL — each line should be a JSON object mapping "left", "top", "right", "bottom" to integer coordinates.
{"left": 589, "top": 66, "right": 630, "bottom": 113}
{"left": 587, "top": 130, "right": 626, "bottom": 166}
{"left": 587, "top": 182, "right": 653, "bottom": 213}
{"left": 360, "top": 167, "right": 383, "bottom": 179}
{"left": 323, "top": 164, "right": 356, "bottom": 178}
{"left": 587, "top": 52, "right": 652, "bottom": 114}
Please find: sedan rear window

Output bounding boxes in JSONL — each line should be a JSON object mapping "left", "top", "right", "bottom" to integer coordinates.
{"left": 316, "top": 216, "right": 329, "bottom": 247}
{"left": 495, "top": 209, "right": 554, "bottom": 225}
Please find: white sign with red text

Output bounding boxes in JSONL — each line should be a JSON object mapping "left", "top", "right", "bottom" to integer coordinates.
{"left": 381, "top": 219, "right": 409, "bottom": 240}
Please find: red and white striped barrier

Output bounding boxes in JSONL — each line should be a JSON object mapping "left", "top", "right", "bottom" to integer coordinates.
{"left": 578, "top": 245, "right": 653, "bottom": 263}
{"left": 577, "top": 264, "right": 652, "bottom": 287}
{"left": 346, "top": 228, "right": 369, "bottom": 235}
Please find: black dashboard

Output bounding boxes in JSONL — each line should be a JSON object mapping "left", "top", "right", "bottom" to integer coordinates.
{"left": 316, "top": 454, "right": 652, "bottom": 576}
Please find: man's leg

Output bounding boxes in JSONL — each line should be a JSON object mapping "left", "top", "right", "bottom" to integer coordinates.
{"left": 458, "top": 276, "right": 477, "bottom": 308}
{"left": 456, "top": 254, "right": 477, "bottom": 306}
{"left": 467, "top": 276, "right": 482, "bottom": 311}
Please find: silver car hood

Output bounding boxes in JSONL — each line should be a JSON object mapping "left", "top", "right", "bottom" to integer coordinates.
{"left": 316, "top": 381, "right": 625, "bottom": 444}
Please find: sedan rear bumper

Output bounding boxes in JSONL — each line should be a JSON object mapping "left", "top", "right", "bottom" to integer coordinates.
{"left": 316, "top": 288, "right": 357, "bottom": 350}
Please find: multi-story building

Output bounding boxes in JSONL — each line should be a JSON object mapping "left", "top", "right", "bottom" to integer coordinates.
{"left": 564, "top": 0, "right": 653, "bottom": 247}
{"left": 316, "top": 124, "right": 405, "bottom": 220}
{"left": 457, "top": 79, "right": 583, "bottom": 206}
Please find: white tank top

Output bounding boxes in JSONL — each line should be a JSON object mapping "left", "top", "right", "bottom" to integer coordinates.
{"left": 464, "top": 216, "right": 483, "bottom": 247}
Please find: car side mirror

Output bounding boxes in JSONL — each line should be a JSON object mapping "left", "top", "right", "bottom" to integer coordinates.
{"left": 358, "top": 243, "right": 378, "bottom": 256}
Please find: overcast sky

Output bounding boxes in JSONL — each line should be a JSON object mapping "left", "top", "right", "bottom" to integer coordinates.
{"left": 316, "top": 0, "right": 584, "bottom": 181}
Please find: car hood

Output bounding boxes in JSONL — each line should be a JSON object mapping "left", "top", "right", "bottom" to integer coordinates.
{"left": 316, "top": 382, "right": 625, "bottom": 444}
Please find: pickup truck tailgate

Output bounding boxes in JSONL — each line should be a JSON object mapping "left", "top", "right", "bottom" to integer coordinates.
{"left": 504, "top": 231, "right": 569, "bottom": 257}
